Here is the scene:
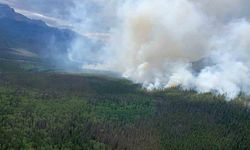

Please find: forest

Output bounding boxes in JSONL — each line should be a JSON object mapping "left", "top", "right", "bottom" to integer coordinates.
{"left": 1, "top": 59, "right": 250, "bottom": 150}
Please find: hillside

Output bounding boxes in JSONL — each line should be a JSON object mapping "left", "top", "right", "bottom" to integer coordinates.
{"left": 0, "top": 3, "right": 76, "bottom": 59}
{"left": 0, "top": 3, "right": 101, "bottom": 71}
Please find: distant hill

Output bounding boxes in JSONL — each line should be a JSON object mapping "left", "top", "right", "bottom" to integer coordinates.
{"left": 0, "top": 3, "right": 108, "bottom": 72}
{"left": 0, "top": 3, "right": 76, "bottom": 58}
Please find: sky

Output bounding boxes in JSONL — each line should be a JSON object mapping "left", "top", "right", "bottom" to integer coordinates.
{"left": 2, "top": 0, "right": 250, "bottom": 32}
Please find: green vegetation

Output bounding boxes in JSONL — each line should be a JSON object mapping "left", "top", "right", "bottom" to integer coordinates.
{"left": 1, "top": 57, "right": 250, "bottom": 149}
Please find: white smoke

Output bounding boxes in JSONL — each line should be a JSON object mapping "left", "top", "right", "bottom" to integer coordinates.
{"left": 69, "top": 0, "right": 250, "bottom": 99}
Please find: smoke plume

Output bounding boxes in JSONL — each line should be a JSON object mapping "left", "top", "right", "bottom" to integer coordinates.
{"left": 69, "top": 0, "right": 250, "bottom": 99}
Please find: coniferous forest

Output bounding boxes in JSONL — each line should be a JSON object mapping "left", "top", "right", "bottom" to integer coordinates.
{"left": 1, "top": 59, "right": 250, "bottom": 150}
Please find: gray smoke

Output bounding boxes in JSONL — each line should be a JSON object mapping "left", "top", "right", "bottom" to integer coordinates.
{"left": 68, "top": 0, "right": 250, "bottom": 99}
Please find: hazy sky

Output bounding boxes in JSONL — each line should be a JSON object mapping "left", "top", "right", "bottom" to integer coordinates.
{"left": 2, "top": 0, "right": 250, "bottom": 31}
